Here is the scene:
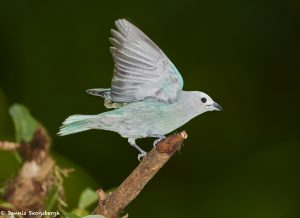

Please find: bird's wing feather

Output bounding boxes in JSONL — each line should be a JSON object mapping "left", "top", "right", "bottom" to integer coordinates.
{"left": 110, "top": 19, "right": 184, "bottom": 104}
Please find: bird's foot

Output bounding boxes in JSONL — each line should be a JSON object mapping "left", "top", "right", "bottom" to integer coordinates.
{"left": 138, "top": 151, "right": 147, "bottom": 161}
{"left": 128, "top": 138, "right": 148, "bottom": 161}
{"left": 153, "top": 136, "right": 166, "bottom": 148}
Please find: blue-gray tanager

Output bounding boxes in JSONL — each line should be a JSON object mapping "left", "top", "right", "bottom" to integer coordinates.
{"left": 58, "top": 19, "right": 222, "bottom": 160}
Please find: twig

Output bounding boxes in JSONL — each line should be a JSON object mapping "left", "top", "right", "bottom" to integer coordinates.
{"left": 94, "top": 131, "right": 188, "bottom": 218}
{"left": 0, "top": 141, "right": 20, "bottom": 152}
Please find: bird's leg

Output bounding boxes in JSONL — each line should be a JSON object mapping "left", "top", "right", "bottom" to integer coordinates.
{"left": 128, "top": 138, "right": 147, "bottom": 161}
{"left": 152, "top": 135, "right": 166, "bottom": 147}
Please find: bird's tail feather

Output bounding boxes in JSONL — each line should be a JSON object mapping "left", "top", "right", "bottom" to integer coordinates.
{"left": 58, "top": 114, "right": 98, "bottom": 136}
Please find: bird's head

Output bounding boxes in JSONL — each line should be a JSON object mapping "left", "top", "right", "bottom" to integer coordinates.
{"left": 195, "top": 91, "right": 222, "bottom": 112}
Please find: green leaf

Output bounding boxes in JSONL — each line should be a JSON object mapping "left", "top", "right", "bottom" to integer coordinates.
{"left": 71, "top": 208, "right": 89, "bottom": 217}
{"left": 78, "top": 188, "right": 98, "bottom": 210}
{"left": 9, "top": 104, "right": 38, "bottom": 143}
{"left": 45, "top": 185, "right": 59, "bottom": 211}
{"left": 64, "top": 213, "right": 82, "bottom": 218}
{"left": 0, "top": 200, "right": 15, "bottom": 209}
{"left": 82, "top": 216, "right": 106, "bottom": 218}
{"left": 0, "top": 186, "right": 5, "bottom": 195}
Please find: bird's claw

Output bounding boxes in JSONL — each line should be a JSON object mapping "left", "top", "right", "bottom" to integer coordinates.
{"left": 138, "top": 151, "right": 147, "bottom": 161}
{"left": 153, "top": 137, "right": 166, "bottom": 148}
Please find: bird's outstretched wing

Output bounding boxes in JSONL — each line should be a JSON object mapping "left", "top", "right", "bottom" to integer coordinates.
{"left": 109, "top": 19, "right": 184, "bottom": 104}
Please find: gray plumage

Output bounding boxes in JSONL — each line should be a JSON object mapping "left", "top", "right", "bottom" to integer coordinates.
{"left": 88, "top": 19, "right": 183, "bottom": 106}
{"left": 59, "top": 19, "right": 221, "bottom": 160}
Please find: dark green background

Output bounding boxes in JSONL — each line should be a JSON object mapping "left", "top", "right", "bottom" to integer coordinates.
{"left": 0, "top": 1, "right": 300, "bottom": 217}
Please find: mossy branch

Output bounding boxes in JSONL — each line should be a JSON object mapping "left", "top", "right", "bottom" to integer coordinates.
{"left": 1, "top": 127, "right": 56, "bottom": 217}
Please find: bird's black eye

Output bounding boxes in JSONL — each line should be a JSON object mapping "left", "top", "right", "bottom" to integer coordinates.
{"left": 201, "top": 97, "right": 207, "bottom": 103}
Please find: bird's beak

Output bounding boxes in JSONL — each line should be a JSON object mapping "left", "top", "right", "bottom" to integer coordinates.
{"left": 212, "top": 102, "right": 222, "bottom": 111}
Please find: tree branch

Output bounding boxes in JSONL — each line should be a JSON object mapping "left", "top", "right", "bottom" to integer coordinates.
{"left": 94, "top": 131, "right": 188, "bottom": 218}
{"left": 0, "top": 141, "right": 20, "bottom": 152}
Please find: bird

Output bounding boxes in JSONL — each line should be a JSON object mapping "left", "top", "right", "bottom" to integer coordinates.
{"left": 58, "top": 18, "right": 222, "bottom": 160}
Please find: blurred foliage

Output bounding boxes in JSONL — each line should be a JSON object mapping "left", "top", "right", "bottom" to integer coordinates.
{"left": 0, "top": 149, "right": 98, "bottom": 211}
{"left": 45, "top": 166, "right": 70, "bottom": 214}
{"left": 9, "top": 104, "right": 38, "bottom": 143}
{"left": 77, "top": 188, "right": 98, "bottom": 210}
{"left": 0, "top": 104, "right": 99, "bottom": 216}
{"left": 71, "top": 188, "right": 98, "bottom": 216}
{"left": 0, "top": 89, "right": 14, "bottom": 140}
{"left": 0, "top": 0, "right": 299, "bottom": 217}
{"left": 82, "top": 216, "right": 105, "bottom": 218}
{"left": 65, "top": 213, "right": 105, "bottom": 218}
{"left": 53, "top": 153, "right": 98, "bottom": 210}
{"left": 64, "top": 213, "right": 81, "bottom": 218}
